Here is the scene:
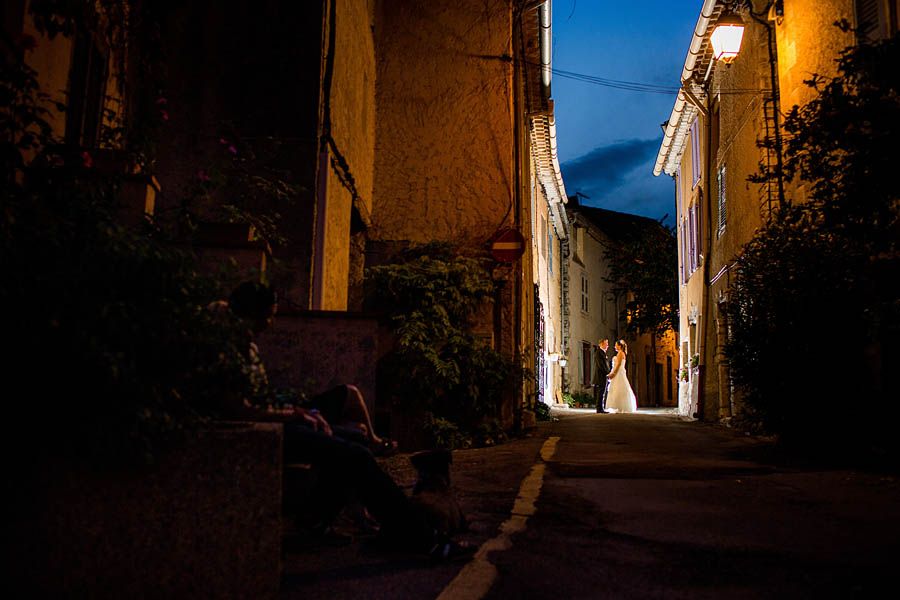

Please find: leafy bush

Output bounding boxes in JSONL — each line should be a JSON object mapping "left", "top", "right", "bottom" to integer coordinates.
{"left": 725, "top": 35, "right": 900, "bottom": 453}
{"left": 561, "top": 392, "right": 593, "bottom": 408}
{"left": 367, "top": 242, "right": 525, "bottom": 448}
{"left": 2, "top": 54, "right": 262, "bottom": 466}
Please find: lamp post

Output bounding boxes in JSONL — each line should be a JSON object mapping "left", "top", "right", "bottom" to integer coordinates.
{"left": 709, "top": 12, "right": 745, "bottom": 63}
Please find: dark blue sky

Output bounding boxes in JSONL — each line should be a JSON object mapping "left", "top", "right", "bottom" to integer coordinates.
{"left": 552, "top": 0, "right": 703, "bottom": 225}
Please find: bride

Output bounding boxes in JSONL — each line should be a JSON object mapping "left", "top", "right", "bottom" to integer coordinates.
{"left": 606, "top": 339, "right": 637, "bottom": 413}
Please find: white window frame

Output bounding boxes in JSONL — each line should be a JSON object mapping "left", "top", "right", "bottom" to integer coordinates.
{"left": 690, "top": 117, "right": 701, "bottom": 189}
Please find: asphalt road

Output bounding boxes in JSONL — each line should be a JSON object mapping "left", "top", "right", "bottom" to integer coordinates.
{"left": 281, "top": 409, "right": 900, "bottom": 599}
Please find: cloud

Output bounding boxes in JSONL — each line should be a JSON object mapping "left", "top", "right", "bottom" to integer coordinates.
{"left": 561, "top": 138, "right": 674, "bottom": 223}
{"left": 561, "top": 138, "right": 659, "bottom": 190}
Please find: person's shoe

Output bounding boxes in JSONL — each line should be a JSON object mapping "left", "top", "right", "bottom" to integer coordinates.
{"left": 597, "top": 409, "right": 609, "bottom": 414}
{"left": 428, "top": 539, "right": 477, "bottom": 563}
{"left": 371, "top": 437, "right": 399, "bottom": 457}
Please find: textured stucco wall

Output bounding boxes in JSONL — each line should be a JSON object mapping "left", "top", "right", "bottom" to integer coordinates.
{"left": 775, "top": 0, "right": 855, "bottom": 207}
{"left": 256, "top": 311, "right": 384, "bottom": 420}
{"left": 776, "top": 0, "right": 855, "bottom": 111}
{"left": 371, "top": 0, "right": 514, "bottom": 246}
{"left": 533, "top": 181, "right": 564, "bottom": 404}
{"left": 320, "top": 0, "right": 377, "bottom": 310}
{"left": 564, "top": 219, "right": 620, "bottom": 395}
{"left": 696, "top": 5, "right": 774, "bottom": 420}
{"left": 678, "top": 0, "right": 857, "bottom": 421}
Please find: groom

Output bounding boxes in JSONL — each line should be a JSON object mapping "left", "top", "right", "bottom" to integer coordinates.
{"left": 593, "top": 338, "right": 611, "bottom": 413}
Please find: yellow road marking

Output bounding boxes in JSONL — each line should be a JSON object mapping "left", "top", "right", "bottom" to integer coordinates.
{"left": 436, "top": 436, "right": 560, "bottom": 600}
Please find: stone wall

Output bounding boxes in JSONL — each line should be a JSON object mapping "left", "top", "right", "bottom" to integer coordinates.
{"left": 256, "top": 310, "right": 388, "bottom": 424}
{"left": 12, "top": 423, "right": 283, "bottom": 600}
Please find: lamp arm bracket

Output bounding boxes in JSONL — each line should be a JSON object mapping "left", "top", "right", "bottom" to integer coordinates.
{"left": 681, "top": 83, "right": 709, "bottom": 117}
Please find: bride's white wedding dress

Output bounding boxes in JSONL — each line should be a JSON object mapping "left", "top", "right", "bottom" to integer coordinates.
{"left": 607, "top": 358, "right": 637, "bottom": 413}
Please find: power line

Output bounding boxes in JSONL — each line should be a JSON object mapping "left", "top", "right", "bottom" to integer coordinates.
{"left": 550, "top": 66, "right": 681, "bottom": 94}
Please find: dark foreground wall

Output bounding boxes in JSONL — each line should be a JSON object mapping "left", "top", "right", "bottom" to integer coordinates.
{"left": 11, "top": 423, "right": 283, "bottom": 600}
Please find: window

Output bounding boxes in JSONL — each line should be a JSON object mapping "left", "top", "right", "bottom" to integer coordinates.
{"left": 667, "top": 355, "right": 673, "bottom": 401}
{"left": 679, "top": 220, "right": 686, "bottom": 284}
{"left": 581, "top": 341, "right": 592, "bottom": 385}
{"left": 531, "top": 177, "right": 536, "bottom": 240}
{"left": 548, "top": 225, "right": 553, "bottom": 276}
{"left": 66, "top": 30, "right": 108, "bottom": 148}
{"left": 692, "top": 202, "right": 701, "bottom": 272}
{"left": 717, "top": 164, "right": 727, "bottom": 236}
{"left": 690, "top": 117, "right": 701, "bottom": 188}
{"left": 688, "top": 205, "right": 696, "bottom": 274}
{"left": 573, "top": 225, "right": 584, "bottom": 263}
{"left": 583, "top": 276, "right": 590, "bottom": 312}
{"left": 683, "top": 202, "right": 702, "bottom": 280}
{"left": 856, "top": 0, "right": 900, "bottom": 43}
{"left": 541, "top": 215, "right": 547, "bottom": 259}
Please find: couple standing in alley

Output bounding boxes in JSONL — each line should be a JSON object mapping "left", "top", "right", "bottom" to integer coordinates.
{"left": 593, "top": 338, "right": 637, "bottom": 414}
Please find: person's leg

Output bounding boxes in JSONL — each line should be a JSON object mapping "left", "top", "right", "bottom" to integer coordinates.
{"left": 312, "top": 384, "right": 396, "bottom": 454}
{"left": 284, "top": 424, "right": 432, "bottom": 551}
{"left": 284, "top": 424, "right": 355, "bottom": 528}
{"left": 310, "top": 385, "right": 379, "bottom": 443}
{"left": 336, "top": 384, "right": 382, "bottom": 444}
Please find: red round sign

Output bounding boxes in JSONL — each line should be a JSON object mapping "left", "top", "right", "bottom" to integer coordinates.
{"left": 490, "top": 229, "right": 526, "bottom": 263}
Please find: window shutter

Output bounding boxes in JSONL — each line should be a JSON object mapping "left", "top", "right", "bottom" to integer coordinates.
{"left": 688, "top": 206, "right": 696, "bottom": 274}
{"left": 695, "top": 201, "right": 702, "bottom": 265}
{"left": 856, "top": 0, "right": 882, "bottom": 42}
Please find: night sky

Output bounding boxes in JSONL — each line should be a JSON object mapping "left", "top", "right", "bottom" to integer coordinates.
{"left": 552, "top": 0, "right": 704, "bottom": 225}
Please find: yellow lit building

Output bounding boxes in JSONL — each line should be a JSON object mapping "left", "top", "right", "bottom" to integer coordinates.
{"left": 654, "top": 0, "right": 898, "bottom": 420}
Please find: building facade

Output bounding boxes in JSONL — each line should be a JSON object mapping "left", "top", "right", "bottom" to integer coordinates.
{"left": 562, "top": 200, "right": 679, "bottom": 408}
{"left": 654, "top": 0, "right": 898, "bottom": 419}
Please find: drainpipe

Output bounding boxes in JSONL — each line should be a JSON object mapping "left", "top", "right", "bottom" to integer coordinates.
{"left": 539, "top": 1, "right": 552, "bottom": 93}
{"left": 698, "top": 88, "right": 713, "bottom": 421}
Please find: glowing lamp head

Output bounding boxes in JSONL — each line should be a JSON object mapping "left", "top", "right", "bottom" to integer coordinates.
{"left": 710, "top": 13, "right": 745, "bottom": 63}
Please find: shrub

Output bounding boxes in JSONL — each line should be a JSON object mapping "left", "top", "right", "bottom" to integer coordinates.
{"left": 367, "top": 242, "right": 526, "bottom": 448}
{"left": 725, "top": 34, "right": 900, "bottom": 454}
{"left": 2, "top": 52, "right": 263, "bottom": 467}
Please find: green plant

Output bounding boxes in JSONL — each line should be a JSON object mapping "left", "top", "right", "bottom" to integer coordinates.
{"left": 533, "top": 400, "right": 552, "bottom": 421}
{"left": 561, "top": 391, "right": 593, "bottom": 408}
{"left": 726, "top": 33, "right": 900, "bottom": 452}
{"left": 367, "top": 242, "right": 526, "bottom": 448}
{"left": 2, "top": 35, "right": 266, "bottom": 467}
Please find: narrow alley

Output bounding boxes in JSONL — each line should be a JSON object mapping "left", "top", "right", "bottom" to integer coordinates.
{"left": 283, "top": 410, "right": 900, "bottom": 600}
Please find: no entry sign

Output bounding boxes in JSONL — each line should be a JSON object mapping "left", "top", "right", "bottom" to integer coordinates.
{"left": 490, "top": 229, "right": 526, "bottom": 263}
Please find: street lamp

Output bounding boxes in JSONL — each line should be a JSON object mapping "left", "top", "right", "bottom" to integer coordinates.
{"left": 710, "top": 12, "right": 745, "bottom": 63}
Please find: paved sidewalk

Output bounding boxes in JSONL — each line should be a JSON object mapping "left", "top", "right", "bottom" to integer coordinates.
{"left": 279, "top": 430, "right": 550, "bottom": 600}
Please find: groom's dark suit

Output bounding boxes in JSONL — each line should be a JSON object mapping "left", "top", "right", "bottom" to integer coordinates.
{"left": 592, "top": 346, "right": 611, "bottom": 413}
